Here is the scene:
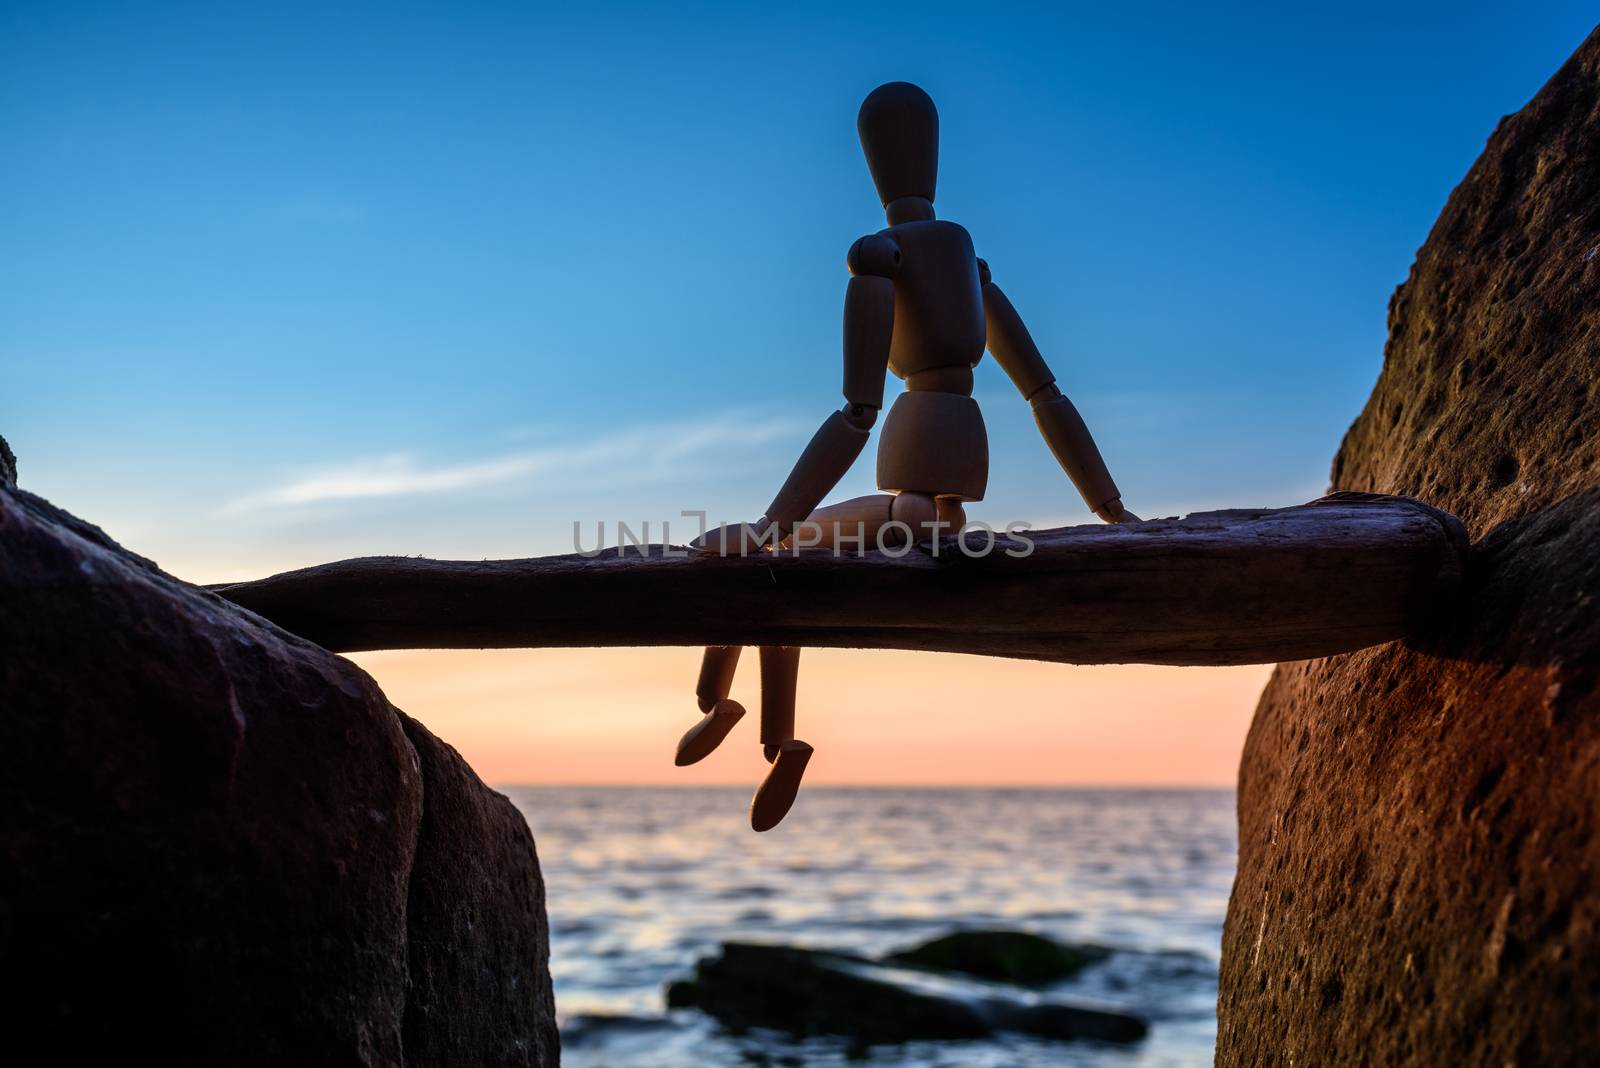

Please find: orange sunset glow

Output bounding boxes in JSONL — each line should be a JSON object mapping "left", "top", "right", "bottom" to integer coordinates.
{"left": 352, "top": 647, "right": 1271, "bottom": 786}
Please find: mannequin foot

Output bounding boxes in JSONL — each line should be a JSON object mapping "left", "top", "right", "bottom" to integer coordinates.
{"left": 675, "top": 699, "right": 745, "bottom": 766}
{"left": 750, "top": 740, "right": 813, "bottom": 831}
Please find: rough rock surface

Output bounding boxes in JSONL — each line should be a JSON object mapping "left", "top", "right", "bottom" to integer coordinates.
{"left": 0, "top": 483, "right": 558, "bottom": 1066}
{"left": 1218, "top": 28, "right": 1600, "bottom": 1066}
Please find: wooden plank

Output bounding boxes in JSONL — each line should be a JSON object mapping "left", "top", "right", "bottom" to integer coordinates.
{"left": 211, "top": 493, "right": 1466, "bottom": 666}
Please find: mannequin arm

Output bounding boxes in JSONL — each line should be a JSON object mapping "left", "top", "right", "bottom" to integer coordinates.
{"left": 980, "top": 260, "right": 1136, "bottom": 522}
{"left": 764, "top": 267, "right": 894, "bottom": 528}
{"left": 695, "top": 237, "right": 897, "bottom": 552}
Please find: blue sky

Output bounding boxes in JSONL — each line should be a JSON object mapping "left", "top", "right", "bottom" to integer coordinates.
{"left": 4, "top": 3, "right": 1594, "bottom": 579}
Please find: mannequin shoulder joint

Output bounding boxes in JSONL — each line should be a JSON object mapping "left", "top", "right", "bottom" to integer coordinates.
{"left": 847, "top": 233, "right": 902, "bottom": 278}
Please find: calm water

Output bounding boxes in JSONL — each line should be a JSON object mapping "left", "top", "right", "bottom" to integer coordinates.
{"left": 508, "top": 787, "right": 1236, "bottom": 1067}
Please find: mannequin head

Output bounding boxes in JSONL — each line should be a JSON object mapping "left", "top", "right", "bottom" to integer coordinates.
{"left": 857, "top": 81, "right": 938, "bottom": 224}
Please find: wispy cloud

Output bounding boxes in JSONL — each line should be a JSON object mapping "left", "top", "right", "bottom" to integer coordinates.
{"left": 219, "top": 413, "right": 802, "bottom": 515}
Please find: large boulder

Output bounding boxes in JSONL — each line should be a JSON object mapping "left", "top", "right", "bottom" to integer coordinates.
{"left": 666, "top": 941, "right": 1147, "bottom": 1046}
{"left": 0, "top": 483, "right": 558, "bottom": 1066}
{"left": 1218, "top": 28, "right": 1600, "bottom": 1066}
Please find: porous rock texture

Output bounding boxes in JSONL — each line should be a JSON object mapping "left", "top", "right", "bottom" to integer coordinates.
{"left": 0, "top": 482, "right": 558, "bottom": 1067}
{"left": 1218, "top": 28, "right": 1600, "bottom": 1066}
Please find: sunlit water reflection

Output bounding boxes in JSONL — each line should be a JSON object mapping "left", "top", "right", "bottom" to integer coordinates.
{"left": 509, "top": 787, "right": 1234, "bottom": 1067}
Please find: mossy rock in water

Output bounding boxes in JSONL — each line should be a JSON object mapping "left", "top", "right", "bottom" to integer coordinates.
{"left": 885, "top": 930, "right": 1111, "bottom": 985}
{"left": 666, "top": 941, "right": 1144, "bottom": 1046}
{"left": 667, "top": 942, "right": 991, "bottom": 1044}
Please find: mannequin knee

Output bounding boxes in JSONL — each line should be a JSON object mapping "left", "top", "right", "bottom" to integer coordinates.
{"left": 889, "top": 492, "right": 940, "bottom": 543}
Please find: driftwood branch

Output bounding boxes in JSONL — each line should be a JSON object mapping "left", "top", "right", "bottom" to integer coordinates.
{"left": 212, "top": 493, "right": 1466, "bottom": 667}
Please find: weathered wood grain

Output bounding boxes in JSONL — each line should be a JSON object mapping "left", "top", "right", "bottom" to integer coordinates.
{"left": 212, "top": 493, "right": 1466, "bottom": 666}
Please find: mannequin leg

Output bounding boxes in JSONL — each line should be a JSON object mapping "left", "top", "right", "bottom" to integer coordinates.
{"left": 783, "top": 492, "right": 951, "bottom": 551}
{"left": 784, "top": 494, "right": 893, "bottom": 551}
{"left": 751, "top": 645, "right": 812, "bottom": 830}
{"left": 675, "top": 646, "right": 745, "bottom": 766}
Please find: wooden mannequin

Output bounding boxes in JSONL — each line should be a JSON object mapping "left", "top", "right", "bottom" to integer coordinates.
{"left": 680, "top": 82, "right": 1140, "bottom": 830}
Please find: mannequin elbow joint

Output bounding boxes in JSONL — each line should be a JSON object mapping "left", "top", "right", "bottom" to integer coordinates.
{"left": 842, "top": 403, "right": 878, "bottom": 430}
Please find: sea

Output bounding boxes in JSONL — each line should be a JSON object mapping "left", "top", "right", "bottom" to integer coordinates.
{"left": 507, "top": 786, "right": 1236, "bottom": 1067}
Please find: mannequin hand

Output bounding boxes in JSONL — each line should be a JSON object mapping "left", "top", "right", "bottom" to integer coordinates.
{"left": 1094, "top": 498, "right": 1142, "bottom": 524}
{"left": 691, "top": 518, "right": 779, "bottom": 555}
